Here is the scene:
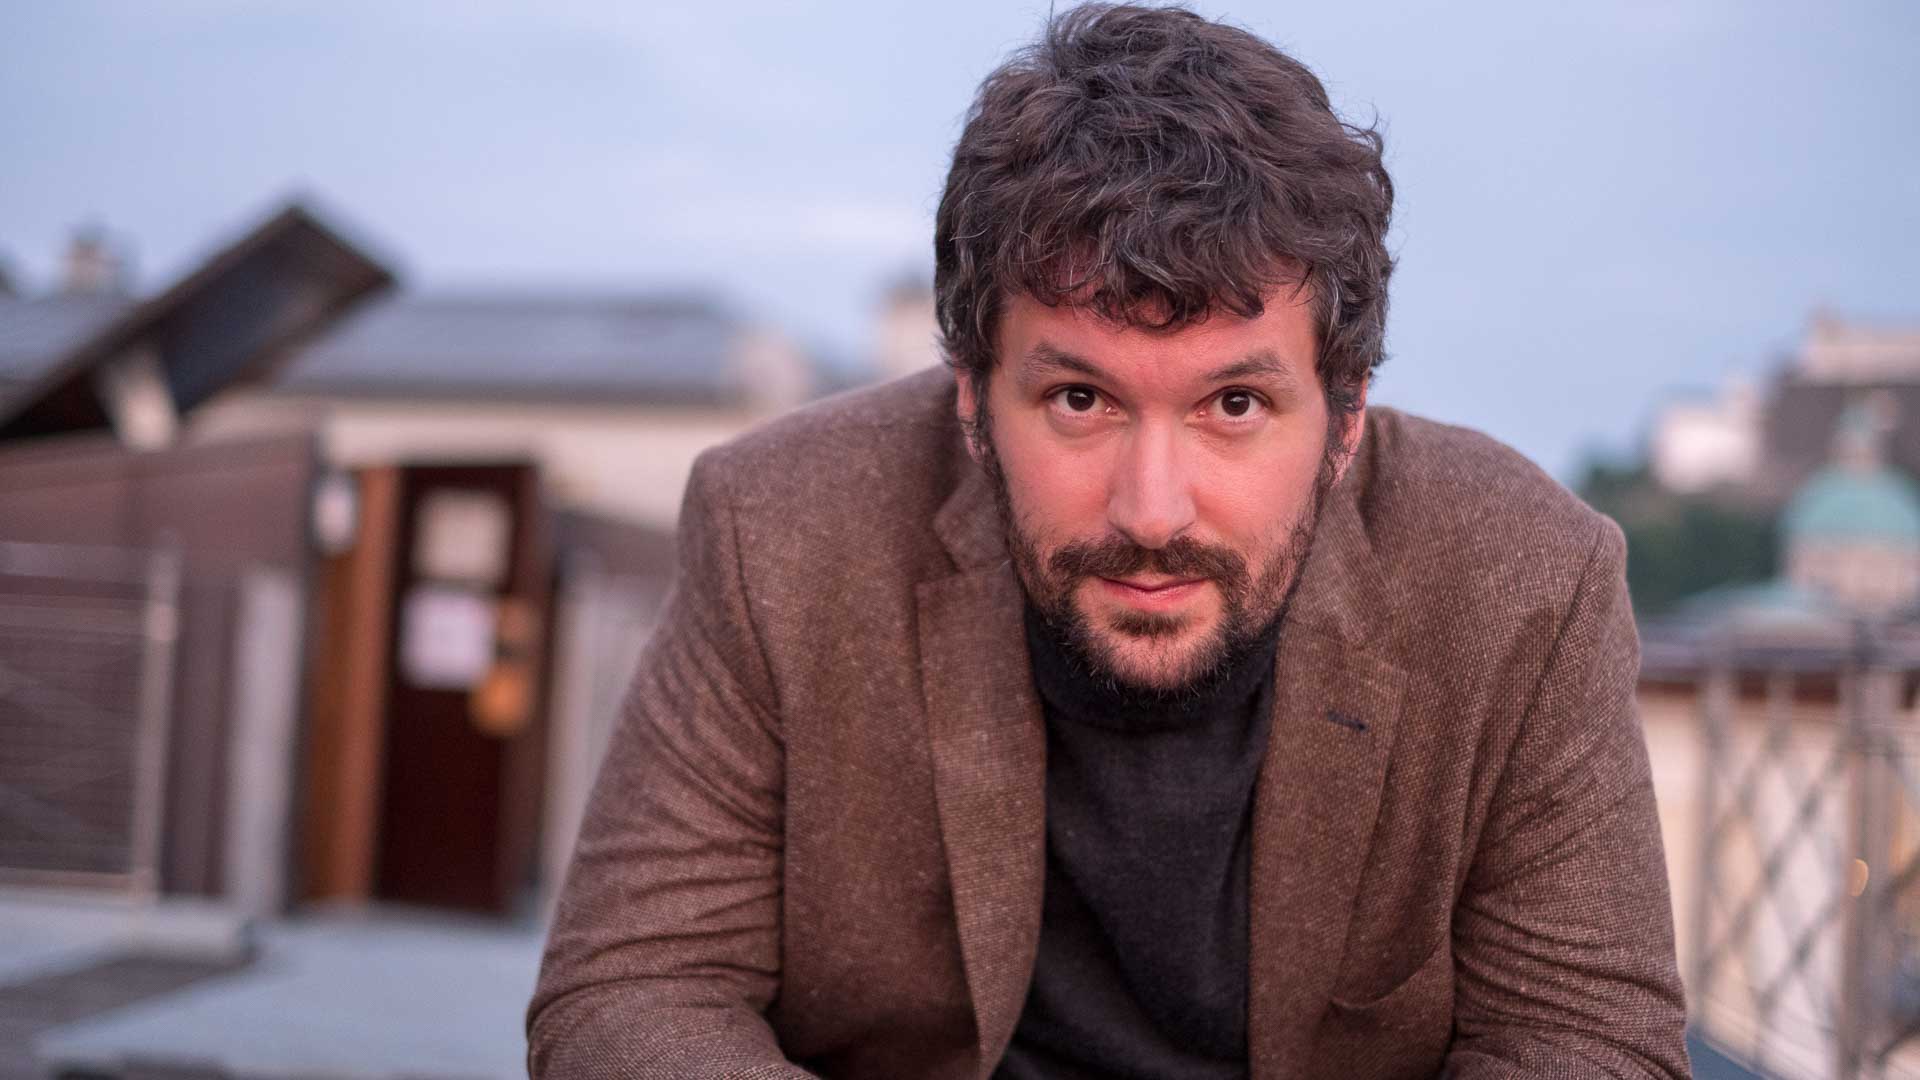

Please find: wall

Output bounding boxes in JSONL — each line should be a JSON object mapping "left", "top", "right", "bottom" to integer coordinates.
{"left": 0, "top": 431, "right": 319, "bottom": 896}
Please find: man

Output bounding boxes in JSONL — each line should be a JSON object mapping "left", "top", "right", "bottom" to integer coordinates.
{"left": 528, "top": 5, "right": 1689, "bottom": 1078}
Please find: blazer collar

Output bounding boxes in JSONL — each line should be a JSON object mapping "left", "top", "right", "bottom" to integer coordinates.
{"left": 930, "top": 438, "right": 1010, "bottom": 574}
{"left": 918, "top": 418, "right": 1408, "bottom": 1079}
{"left": 1241, "top": 435, "right": 1411, "bottom": 1075}
{"left": 921, "top": 447, "right": 1041, "bottom": 1074}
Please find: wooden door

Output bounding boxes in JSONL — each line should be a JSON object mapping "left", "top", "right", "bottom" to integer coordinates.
{"left": 373, "top": 463, "right": 548, "bottom": 913}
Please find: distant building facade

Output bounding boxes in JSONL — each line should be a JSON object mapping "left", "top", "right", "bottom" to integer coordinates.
{"left": 1780, "top": 398, "right": 1920, "bottom": 616}
{"left": 1649, "top": 312, "right": 1920, "bottom": 501}
{"left": 192, "top": 291, "right": 816, "bottom": 527}
{"left": 871, "top": 274, "right": 941, "bottom": 381}
{"left": 1650, "top": 377, "right": 1763, "bottom": 494}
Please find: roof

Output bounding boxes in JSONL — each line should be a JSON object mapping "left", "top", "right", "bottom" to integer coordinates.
{"left": 1782, "top": 464, "right": 1920, "bottom": 546}
{"left": 0, "top": 203, "right": 394, "bottom": 442}
{"left": 0, "top": 288, "right": 824, "bottom": 412}
{"left": 0, "top": 293, "right": 131, "bottom": 384}
{"left": 268, "top": 292, "right": 765, "bottom": 405}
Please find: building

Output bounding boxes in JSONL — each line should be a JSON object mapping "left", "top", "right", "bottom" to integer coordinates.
{"left": 191, "top": 289, "right": 814, "bottom": 527}
{"left": 1780, "top": 399, "right": 1920, "bottom": 617}
{"left": 1649, "top": 313, "right": 1920, "bottom": 501}
{"left": 1650, "top": 378, "right": 1763, "bottom": 495}
{"left": 0, "top": 203, "right": 843, "bottom": 919}
{"left": 871, "top": 274, "right": 941, "bottom": 382}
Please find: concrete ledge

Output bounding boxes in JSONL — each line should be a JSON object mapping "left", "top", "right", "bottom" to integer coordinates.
{"left": 0, "top": 887, "right": 254, "bottom": 981}
{"left": 34, "top": 910, "right": 543, "bottom": 1080}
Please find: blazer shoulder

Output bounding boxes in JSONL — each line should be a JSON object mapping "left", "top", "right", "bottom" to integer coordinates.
{"left": 682, "top": 366, "right": 963, "bottom": 584}
{"left": 1357, "top": 408, "right": 1620, "bottom": 647}
{"left": 1362, "top": 407, "right": 1613, "bottom": 562}
{"left": 693, "top": 367, "right": 958, "bottom": 504}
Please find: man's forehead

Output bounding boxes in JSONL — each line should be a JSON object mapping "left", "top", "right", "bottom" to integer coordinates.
{"left": 1001, "top": 292, "right": 1319, "bottom": 391}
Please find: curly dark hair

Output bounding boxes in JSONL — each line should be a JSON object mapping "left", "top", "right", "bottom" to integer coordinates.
{"left": 934, "top": 3, "right": 1394, "bottom": 415}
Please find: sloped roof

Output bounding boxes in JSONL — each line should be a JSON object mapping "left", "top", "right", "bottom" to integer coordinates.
{"left": 0, "top": 293, "right": 131, "bottom": 385}
{"left": 0, "top": 204, "right": 394, "bottom": 442}
{"left": 269, "top": 292, "right": 760, "bottom": 405}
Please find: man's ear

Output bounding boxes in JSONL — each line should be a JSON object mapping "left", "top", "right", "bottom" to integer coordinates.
{"left": 1329, "top": 379, "right": 1369, "bottom": 487}
{"left": 954, "top": 369, "right": 985, "bottom": 464}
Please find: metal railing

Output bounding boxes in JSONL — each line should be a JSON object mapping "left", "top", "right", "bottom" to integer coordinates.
{"left": 1675, "top": 624, "right": 1920, "bottom": 1079}
{"left": 0, "top": 540, "right": 179, "bottom": 894}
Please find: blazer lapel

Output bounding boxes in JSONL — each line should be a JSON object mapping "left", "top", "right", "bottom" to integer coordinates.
{"left": 1247, "top": 467, "right": 1410, "bottom": 1079}
{"left": 917, "top": 454, "right": 1047, "bottom": 1077}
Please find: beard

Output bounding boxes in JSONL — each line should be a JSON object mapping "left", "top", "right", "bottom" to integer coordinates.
{"left": 972, "top": 402, "right": 1345, "bottom": 703}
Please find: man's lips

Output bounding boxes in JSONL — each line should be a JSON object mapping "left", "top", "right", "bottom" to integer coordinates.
{"left": 1094, "top": 576, "right": 1207, "bottom": 610}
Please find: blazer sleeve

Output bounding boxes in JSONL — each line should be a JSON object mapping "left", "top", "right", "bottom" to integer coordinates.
{"left": 1443, "top": 518, "right": 1693, "bottom": 1079}
{"left": 527, "top": 450, "right": 816, "bottom": 1079}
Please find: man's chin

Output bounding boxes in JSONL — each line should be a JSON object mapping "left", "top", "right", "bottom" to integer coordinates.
{"left": 1076, "top": 620, "right": 1225, "bottom": 695}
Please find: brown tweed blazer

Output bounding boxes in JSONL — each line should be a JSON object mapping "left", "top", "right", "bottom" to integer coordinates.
{"left": 528, "top": 367, "right": 1690, "bottom": 1079}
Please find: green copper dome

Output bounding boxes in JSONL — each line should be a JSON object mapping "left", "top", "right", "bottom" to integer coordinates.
{"left": 1782, "top": 465, "right": 1920, "bottom": 546}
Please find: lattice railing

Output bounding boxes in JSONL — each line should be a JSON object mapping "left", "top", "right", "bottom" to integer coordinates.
{"left": 1684, "top": 630, "right": 1920, "bottom": 1079}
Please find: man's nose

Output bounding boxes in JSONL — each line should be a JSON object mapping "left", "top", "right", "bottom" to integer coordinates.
{"left": 1106, "top": 422, "right": 1196, "bottom": 550}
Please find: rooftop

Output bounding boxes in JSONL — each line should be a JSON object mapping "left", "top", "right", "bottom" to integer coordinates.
{"left": 1, "top": 289, "right": 811, "bottom": 412}
{"left": 0, "top": 293, "right": 129, "bottom": 385}
{"left": 273, "top": 291, "right": 767, "bottom": 405}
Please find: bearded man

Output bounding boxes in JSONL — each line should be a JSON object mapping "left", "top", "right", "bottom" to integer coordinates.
{"left": 528, "top": 5, "right": 1690, "bottom": 1078}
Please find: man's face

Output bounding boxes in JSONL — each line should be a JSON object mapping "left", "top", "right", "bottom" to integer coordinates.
{"left": 957, "top": 290, "right": 1361, "bottom": 695}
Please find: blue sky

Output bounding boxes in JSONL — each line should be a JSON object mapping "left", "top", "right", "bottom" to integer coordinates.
{"left": 3, "top": 1, "right": 1916, "bottom": 479}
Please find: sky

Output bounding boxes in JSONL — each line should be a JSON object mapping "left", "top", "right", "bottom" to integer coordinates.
{"left": 3, "top": 0, "right": 1916, "bottom": 480}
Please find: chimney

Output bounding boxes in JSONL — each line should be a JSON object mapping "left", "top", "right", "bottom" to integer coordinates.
{"left": 61, "top": 224, "right": 131, "bottom": 295}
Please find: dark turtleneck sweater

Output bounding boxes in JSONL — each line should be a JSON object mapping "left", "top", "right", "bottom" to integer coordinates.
{"left": 993, "top": 608, "right": 1280, "bottom": 1080}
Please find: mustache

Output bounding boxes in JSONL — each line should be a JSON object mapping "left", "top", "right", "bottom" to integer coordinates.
{"left": 1048, "top": 533, "right": 1250, "bottom": 590}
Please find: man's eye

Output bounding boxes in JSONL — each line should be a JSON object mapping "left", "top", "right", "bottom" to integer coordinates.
{"left": 1215, "top": 390, "right": 1264, "bottom": 419}
{"left": 1056, "top": 386, "right": 1100, "bottom": 413}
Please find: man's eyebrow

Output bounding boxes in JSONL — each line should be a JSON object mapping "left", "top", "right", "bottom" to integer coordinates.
{"left": 1204, "top": 351, "right": 1301, "bottom": 388}
{"left": 1020, "top": 342, "right": 1108, "bottom": 381}
{"left": 1021, "top": 342, "right": 1304, "bottom": 391}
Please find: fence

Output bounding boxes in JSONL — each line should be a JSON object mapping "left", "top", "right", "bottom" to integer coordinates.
{"left": 0, "top": 541, "right": 179, "bottom": 894}
{"left": 1675, "top": 624, "right": 1920, "bottom": 1078}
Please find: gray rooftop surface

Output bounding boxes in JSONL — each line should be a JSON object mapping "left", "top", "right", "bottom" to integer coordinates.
{"left": 273, "top": 292, "right": 759, "bottom": 404}
{"left": 1, "top": 290, "right": 781, "bottom": 407}
{"left": 0, "top": 293, "right": 130, "bottom": 382}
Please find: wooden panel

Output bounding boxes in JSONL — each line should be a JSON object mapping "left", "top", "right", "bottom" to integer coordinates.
{"left": 298, "top": 466, "right": 399, "bottom": 902}
{"left": 0, "top": 432, "right": 321, "bottom": 897}
{"left": 497, "top": 469, "right": 552, "bottom": 911}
